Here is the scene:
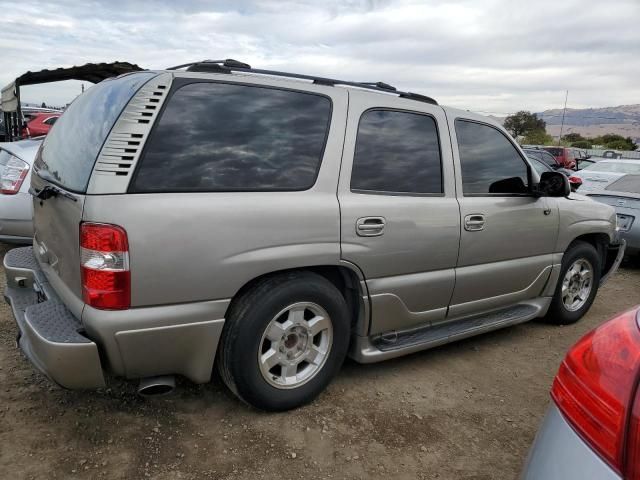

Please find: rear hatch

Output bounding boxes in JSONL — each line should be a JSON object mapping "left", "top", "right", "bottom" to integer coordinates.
{"left": 31, "top": 72, "right": 157, "bottom": 304}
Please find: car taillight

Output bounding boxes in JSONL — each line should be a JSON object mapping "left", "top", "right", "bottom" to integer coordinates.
{"left": 551, "top": 307, "right": 640, "bottom": 476}
{"left": 80, "top": 222, "right": 130, "bottom": 310}
{"left": 1, "top": 156, "right": 29, "bottom": 194}
{"left": 568, "top": 176, "right": 582, "bottom": 185}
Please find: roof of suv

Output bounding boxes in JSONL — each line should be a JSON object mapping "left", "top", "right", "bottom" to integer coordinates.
{"left": 159, "top": 59, "right": 506, "bottom": 130}
{"left": 163, "top": 58, "right": 439, "bottom": 106}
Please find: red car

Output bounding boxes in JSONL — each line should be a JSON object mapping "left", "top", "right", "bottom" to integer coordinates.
{"left": 21, "top": 112, "right": 61, "bottom": 138}
{"left": 541, "top": 146, "right": 577, "bottom": 170}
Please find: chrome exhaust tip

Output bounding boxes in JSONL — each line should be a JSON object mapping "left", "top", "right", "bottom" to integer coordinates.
{"left": 138, "top": 375, "right": 175, "bottom": 397}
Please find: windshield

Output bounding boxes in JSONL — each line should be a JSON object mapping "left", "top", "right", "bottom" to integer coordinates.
{"left": 583, "top": 161, "right": 640, "bottom": 174}
{"left": 34, "top": 72, "right": 156, "bottom": 192}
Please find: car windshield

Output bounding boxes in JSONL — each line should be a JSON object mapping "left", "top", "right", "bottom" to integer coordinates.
{"left": 582, "top": 161, "right": 640, "bottom": 174}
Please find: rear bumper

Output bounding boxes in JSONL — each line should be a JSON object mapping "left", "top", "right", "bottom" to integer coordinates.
{"left": 4, "top": 248, "right": 104, "bottom": 388}
{"left": 4, "top": 246, "right": 229, "bottom": 389}
{"left": 520, "top": 404, "right": 620, "bottom": 480}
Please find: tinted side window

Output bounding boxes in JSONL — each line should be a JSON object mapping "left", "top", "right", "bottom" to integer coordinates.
{"left": 455, "top": 120, "right": 529, "bottom": 195}
{"left": 132, "top": 82, "right": 331, "bottom": 192}
{"left": 351, "top": 109, "right": 442, "bottom": 194}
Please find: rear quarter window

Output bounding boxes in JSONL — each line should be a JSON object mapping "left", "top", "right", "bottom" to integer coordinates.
{"left": 130, "top": 82, "right": 332, "bottom": 192}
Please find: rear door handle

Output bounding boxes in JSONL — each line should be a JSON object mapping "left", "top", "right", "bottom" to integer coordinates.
{"left": 464, "top": 214, "right": 485, "bottom": 232}
{"left": 356, "top": 217, "right": 386, "bottom": 237}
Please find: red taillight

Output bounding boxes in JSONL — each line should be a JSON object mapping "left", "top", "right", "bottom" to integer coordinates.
{"left": 1, "top": 155, "right": 29, "bottom": 194}
{"left": 569, "top": 176, "right": 583, "bottom": 185}
{"left": 80, "top": 222, "right": 130, "bottom": 310}
{"left": 551, "top": 307, "right": 640, "bottom": 475}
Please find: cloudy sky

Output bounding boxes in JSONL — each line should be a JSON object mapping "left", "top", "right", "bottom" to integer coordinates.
{"left": 1, "top": 0, "right": 638, "bottom": 114}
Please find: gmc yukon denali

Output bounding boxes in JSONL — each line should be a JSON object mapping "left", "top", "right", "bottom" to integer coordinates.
{"left": 4, "top": 60, "right": 625, "bottom": 411}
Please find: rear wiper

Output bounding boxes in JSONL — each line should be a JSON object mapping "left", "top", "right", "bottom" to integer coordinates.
{"left": 29, "top": 184, "right": 77, "bottom": 202}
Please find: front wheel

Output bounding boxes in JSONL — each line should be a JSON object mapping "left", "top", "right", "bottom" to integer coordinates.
{"left": 544, "top": 241, "right": 601, "bottom": 325}
{"left": 217, "top": 272, "right": 350, "bottom": 411}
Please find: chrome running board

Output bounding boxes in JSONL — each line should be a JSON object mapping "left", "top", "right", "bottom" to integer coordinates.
{"left": 350, "top": 298, "right": 551, "bottom": 363}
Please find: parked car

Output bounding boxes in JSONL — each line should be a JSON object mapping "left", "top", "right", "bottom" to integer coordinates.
{"left": 523, "top": 147, "right": 563, "bottom": 169}
{"left": 521, "top": 305, "right": 640, "bottom": 480}
{"left": 0, "top": 138, "right": 41, "bottom": 243}
{"left": 21, "top": 112, "right": 60, "bottom": 138}
{"left": 602, "top": 150, "right": 623, "bottom": 159}
{"left": 526, "top": 154, "right": 582, "bottom": 191}
{"left": 573, "top": 159, "right": 640, "bottom": 192}
{"left": 541, "top": 146, "right": 577, "bottom": 170}
{"left": 3, "top": 60, "right": 625, "bottom": 411}
{"left": 588, "top": 175, "right": 640, "bottom": 258}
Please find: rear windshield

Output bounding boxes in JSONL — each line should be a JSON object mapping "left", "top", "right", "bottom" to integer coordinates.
{"left": 542, "top": 147, "right": 562, "bottom": 156}
{"left": 583, "top": 161, "right": 640, "bottom": 174}
{"left": 606, "top": 174, "right": 640, "bottom": 194}
{"left": 34, "top": 72, "right": 156, "bottom": 192}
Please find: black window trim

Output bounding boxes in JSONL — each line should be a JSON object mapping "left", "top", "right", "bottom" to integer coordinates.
{"left": 454, "top": 118, "right": 534, "bottom": 198}
{"left": 350, "top": 107, "right": 445, "bottom": 197}
{"left": 129, "top": 78, "right": 334, "bottom": 194}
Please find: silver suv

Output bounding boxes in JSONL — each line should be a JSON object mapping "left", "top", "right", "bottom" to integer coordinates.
{"left": 4, "top": 60, "right": 625, "bottom": 411}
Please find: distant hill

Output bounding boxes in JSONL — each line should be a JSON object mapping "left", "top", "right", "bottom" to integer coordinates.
{"left": 490, "top": 104, "right": 640, "bottom": 143}
{"left": 538, "top": 104, "right": 640, "bottom": 143}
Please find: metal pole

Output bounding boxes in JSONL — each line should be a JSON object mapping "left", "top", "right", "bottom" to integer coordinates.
{"left": 558, "top": 90, "right": 568, "bottom": 146}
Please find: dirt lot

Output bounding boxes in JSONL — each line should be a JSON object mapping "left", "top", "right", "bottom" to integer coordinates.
{"left": 0, "top": 245, "right": 638, "bottom": 480}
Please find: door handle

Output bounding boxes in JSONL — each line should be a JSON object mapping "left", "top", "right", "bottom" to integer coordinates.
{"left": 464, "top": 214, "right": 485, "bottom": 232}
{"left": 356, "top": 217, "right": 386, "bottom": 237}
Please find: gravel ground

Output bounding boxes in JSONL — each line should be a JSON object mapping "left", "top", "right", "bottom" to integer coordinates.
{"left": 1, "top": 243, "right": 639, "bottom": 480}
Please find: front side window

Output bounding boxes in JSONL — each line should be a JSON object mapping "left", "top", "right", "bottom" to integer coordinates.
{"left": 455, "top": 119, "right": 529, "bottom": 195}
{"left": 350, "top": 109, "right": 442, "bottom": 194}
{"left": 131, "top": 82, "right": 332, "bottom": 192}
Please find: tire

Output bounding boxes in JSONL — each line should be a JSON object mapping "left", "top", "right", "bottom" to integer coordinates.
{"left": 217, "top": 271, "right": 350, "bottom": 411}
{"left": 544, "top": 241, "right": 601, "bottom": 325}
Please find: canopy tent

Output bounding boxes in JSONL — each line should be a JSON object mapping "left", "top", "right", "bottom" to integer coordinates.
{"left": 1, "top": 61, "right": 144, "bottom": 141}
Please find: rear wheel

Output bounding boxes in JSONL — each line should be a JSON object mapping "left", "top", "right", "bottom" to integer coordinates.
{"left": 217, "top": 271, "right": 350, "bottom": 411}
{"left": 544, "top": 241, "right": 601, "bottom": 325}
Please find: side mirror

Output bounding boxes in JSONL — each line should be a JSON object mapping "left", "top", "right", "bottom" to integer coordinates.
{"left": 536, "top": 171, "right": 571, "bottom": 197}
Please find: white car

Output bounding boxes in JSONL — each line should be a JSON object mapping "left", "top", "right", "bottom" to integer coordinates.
{"left": 0, "top": 138, "right": 42, "bottom": 243}
{"left": 573, "top": 159, "right": 640, "bottom": 192}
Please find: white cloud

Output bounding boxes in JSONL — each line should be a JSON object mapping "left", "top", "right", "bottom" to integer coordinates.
{"left": 0, "top": 0, "right": 638, "bottom": 112}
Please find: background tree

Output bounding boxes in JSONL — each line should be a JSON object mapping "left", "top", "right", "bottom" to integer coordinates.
{"left": 571, "top": 140, "right": 592, "bottom": 149}
{"left": 504, "top": 111, "right": 546, "bottom": 138}
{"left": 563, "top": 132, "right": 584, "bottom": 143}
{"left": 522, "top": 129, "right": 553, "bottom": 145}
{"left": 591, "top": 134, "right": 637, "bottom": 151}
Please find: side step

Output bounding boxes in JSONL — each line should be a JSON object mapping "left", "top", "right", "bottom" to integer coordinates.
{"left": 351, "top": 301, "right": 548, "bottom": 364}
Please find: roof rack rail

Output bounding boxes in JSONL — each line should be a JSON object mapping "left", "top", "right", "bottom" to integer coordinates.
{"left": 166, "top": 59, "right": 437, "bottom": 105}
